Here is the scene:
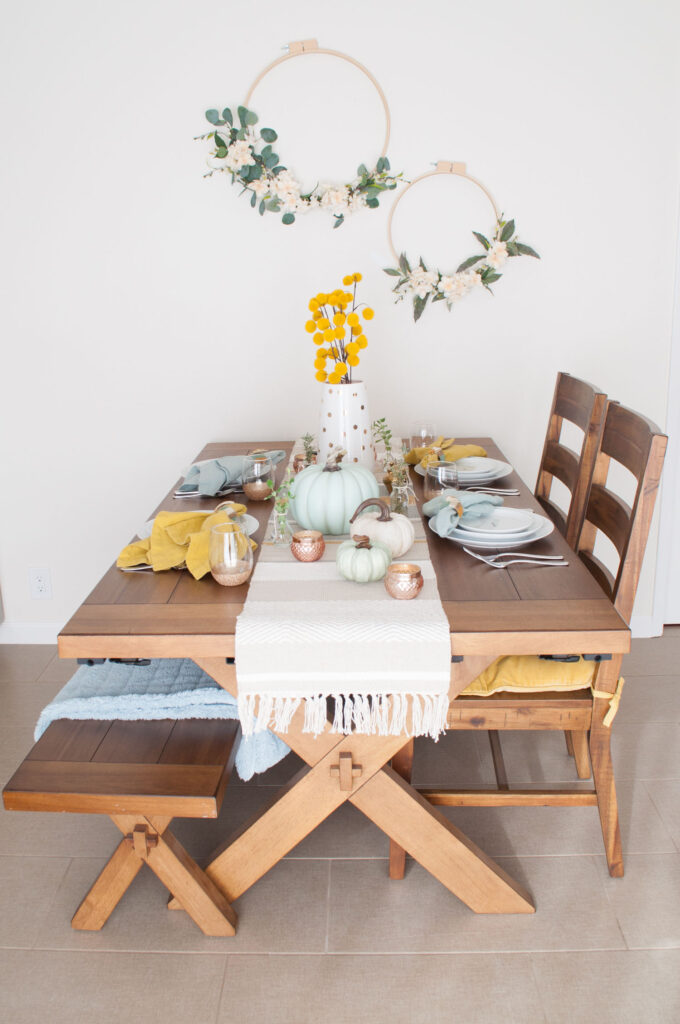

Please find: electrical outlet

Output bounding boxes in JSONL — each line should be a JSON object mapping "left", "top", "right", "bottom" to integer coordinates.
{"left": 28, "top": 568, "right": 52, "bottom": 600}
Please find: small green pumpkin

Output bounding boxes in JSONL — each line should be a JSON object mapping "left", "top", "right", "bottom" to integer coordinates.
{"left": 336, "top": 534, "right": 392, "bottom": 583}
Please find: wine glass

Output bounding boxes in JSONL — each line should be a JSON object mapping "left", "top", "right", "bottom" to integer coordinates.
{"left": 242, "top": 454, "right": 274, "bottom": 501}
{"left": 209, "top": 523, "right": 253, "bottom": 587}
{"left": 423, "top": 462, "right": 459, "bottom": 501}
{"left": 410, "top": 422, "right": 438, "bottom": 450}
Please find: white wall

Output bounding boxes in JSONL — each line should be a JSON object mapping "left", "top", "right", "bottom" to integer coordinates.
{"left": 1, "top": 0, "right": 678, "bottom": 641}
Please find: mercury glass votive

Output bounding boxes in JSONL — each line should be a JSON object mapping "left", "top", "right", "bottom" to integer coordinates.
{"left": 290, "top": 530, "right": 325, "bottom": 562}
{"left": 384, "top": 562, "right": 424, "bottom": 600}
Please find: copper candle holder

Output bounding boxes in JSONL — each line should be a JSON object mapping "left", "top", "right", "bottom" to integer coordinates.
{"left": 384, "top": 562, "right": 424, "bottom": 600}
{"left": 290, "top": 530, "right": 325, "bottom": 562}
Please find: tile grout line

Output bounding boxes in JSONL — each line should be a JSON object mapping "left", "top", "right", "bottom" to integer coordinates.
{"left": 212, "top": 953, "right": 230, "bottom": 1024}
{"left": 324, "top": 860, "right": 331, "bottom": 953}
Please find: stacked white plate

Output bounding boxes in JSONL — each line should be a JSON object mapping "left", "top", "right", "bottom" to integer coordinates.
{"left": 429, "top": 507, "right": 555, "bottom": 549}
{"left": 415, "top": 456, "right": 513, "bottom": 484}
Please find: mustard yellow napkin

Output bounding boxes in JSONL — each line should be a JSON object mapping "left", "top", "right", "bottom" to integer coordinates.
{"left": 405, "top": 436, "right": 488, "bottom": 470}
{"left": 117, "top": 505, "right": 255, "bottom": 580}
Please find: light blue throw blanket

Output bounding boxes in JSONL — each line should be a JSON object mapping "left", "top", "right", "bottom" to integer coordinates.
{"left": 34, "top": 659, "right": 290, "bottom": 782}
{"left": 178, "top": 450, "right": 287, "bottom": 496}
{"left": 422, "top": 489, "right": 503, "bottom": 539}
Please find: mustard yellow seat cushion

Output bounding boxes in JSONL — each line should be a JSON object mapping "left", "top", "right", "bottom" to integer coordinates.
{"left": 461, "top": 655, "right": 596, "bottom": 696}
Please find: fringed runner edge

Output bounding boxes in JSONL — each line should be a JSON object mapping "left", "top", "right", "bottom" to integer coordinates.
{"left": 237, "top": 692, "right": 449, "bottom": 740}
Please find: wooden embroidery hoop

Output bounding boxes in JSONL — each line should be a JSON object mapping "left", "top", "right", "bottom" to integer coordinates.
{"left": 386, "top": 161, "right": 500, "bottom": 262}
{"left": 244, "top": 39, "right": 392, "bottom": 159}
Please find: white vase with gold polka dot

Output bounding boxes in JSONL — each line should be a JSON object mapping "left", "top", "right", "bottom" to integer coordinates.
{"left": 318, "top": 380, "right": 373, "bottom": 465}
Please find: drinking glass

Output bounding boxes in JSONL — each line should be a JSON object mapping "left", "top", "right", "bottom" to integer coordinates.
{"left": 410, "top": 422, "right": 438, "bottom": 450}
{"left": 209, "top": 523, "right": 253, "bottom": 587}
{"left": 242, "top": 454, "right": 274, "bottom": 501}
{"left": 423, "top": 462, "right": 459, "bottom": 501}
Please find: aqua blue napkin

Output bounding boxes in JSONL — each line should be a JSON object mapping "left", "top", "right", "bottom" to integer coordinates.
{"left": 423, "top": 489, "right": 503, "bottom": 539}
{"left": 178, "top": 450, "right": 287, "bottom": 496}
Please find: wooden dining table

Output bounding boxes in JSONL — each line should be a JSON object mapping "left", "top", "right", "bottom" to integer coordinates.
{"left": 58, "top": 438, "right": 630, "bottom": 919}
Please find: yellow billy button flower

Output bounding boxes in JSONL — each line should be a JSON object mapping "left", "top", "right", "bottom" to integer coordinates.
{"left": 346, "top": 341, "right": 359, "bottom": 356}
{"left": 328, "top": 373, "right": 341, "bottom": 384}
{"left": 347, "top": 354, "right": 360, "bottom": 367}
{"left": 315, "top": 370, "right": 327, "bottom": 382}
{"left": 344, "top": 292, "right": 353, "bottom": 302}
{"left": 305, "top": 320, "right": 316, "bottom": 333}
{"left": 357, "top": 334, "right": 368, "bottom": 348}
{"left": 353, "top": 272, "right": 362, "bottom": 282}
{"left": 363, "top": 307, "right": 374, "bottom": 320}
{"left": 335, "top": 361, "right": 348, "bottom": 376}
{"left": 314, "top": 357, "right": 326, "bottom": 370}
{"left": 342, "top": 275, "right": 353, "bottom": 286}
{"left": 347, "top": 312, "right": 359, "bottom": 326}
{"left": 351, "top": 324, "right": 362, "bottom": 336}
{"left": 314, "top": 332, "right": 324, "bottom": 345}
{"left": 308, "top": 299, "right": 319, "bottom": 312}
{"left": 316, "top": 293, "right": 327, "bottom": 305}
{"left": 323, "top": 329, "right": 334, "bottom": 342}
{"left": 333, "top": 312, "right": 346, "bottom": 326}
{"left": 317, "top": 317, "right": 330, "bottom": 330}
{"left": 334, "top": 327, "right": 345, "bottom": 340}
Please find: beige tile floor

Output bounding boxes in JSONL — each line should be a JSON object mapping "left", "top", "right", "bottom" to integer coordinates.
{"left": 1, "top": 637, "right": 679, "bottom": 1024}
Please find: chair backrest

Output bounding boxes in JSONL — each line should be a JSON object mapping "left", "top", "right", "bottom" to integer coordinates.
{"left": 577, "top": 402, "right": 667, "bottom": 624}
{"left": 535, "top": 372, "right": 608, "bottom": 548}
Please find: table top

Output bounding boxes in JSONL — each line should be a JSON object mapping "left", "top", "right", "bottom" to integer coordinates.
{"left": 58, "top": 439, "right": 629, "bottom": 660}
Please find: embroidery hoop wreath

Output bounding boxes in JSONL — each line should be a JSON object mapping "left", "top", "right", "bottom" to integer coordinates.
{"left": 384, "top": 161, "right": 540, "bottom": 321}
{"left": 200, "top": 39, "right": 403, "bottom": 228}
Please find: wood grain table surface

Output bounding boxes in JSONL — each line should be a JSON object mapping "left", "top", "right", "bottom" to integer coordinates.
{"left": 58, "top": 438, "right": 629, "bottom": 661}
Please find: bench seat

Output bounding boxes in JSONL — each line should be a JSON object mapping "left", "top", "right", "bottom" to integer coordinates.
{"left": 3, "top": 717, "right": 241, "bottom": 936}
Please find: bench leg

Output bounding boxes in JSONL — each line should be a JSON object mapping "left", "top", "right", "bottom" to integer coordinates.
{"left": 72, "top": 835, "right": 144, "bottom": 930}
{"left": 72, "top": 815, "right": 238, "bottom": 937}
{"left": 389, "top": 739, "right": 414, "bottom": 879}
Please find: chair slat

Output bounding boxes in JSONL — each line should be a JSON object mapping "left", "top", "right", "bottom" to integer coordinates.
{"left": 582, "top": 484, "right": 632, "bottom": 558}
{"left": 543, "top": 440, "right": 579, "bottom": 490}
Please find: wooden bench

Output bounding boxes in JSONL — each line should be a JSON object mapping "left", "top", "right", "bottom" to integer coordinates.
{"left": 3, "top": 717, "right": 241, "bottom": 936}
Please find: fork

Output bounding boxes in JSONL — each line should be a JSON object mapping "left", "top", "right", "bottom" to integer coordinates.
{"left": 462, "top": 547, "right": 568, "bottom": 569}
{"left": 461, "top": 487, "right": 521, "bottom": 495}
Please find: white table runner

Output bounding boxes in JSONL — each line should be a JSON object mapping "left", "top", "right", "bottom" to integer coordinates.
{"left": 235, "top": 443, "right": 451, "bottom": 738}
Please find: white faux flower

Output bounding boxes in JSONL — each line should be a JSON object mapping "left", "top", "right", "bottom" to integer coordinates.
{"left": 486, "top": 240, "right": 508, "bottom": 269}
{"left": 272, "top": 170, "right": 302, "bottom": 207}
{"left": 438, "top": 270, "right": 481, "bottom": 303}
{"left": 407, "top": 267, "right": 438, "bottom": 299}
{"left": 251, "top": 176, "right": 270, "bottom": 198}
{"left": 224, "top": 140, "right": 256, "bottom": 172}
{"left": 319, "top": 185, "right": 350, "bottom": 215}
{"left": 349, "top": 192, "right": 367, "bottom": 213}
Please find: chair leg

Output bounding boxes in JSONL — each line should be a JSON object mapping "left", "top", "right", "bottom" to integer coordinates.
{"left": 564, "top": 730, "right": 575, "bottom": 756}
{"left": 589, "top": 721, "right": 623, "bottom": 877}
{"left": 487, "top": 731, "right": 509, "bottom": 790}
{"left": 570, "top": 731, "right": 592, "bottom": 779}
{"left": 389, "top": 739, "right": 414, "bottom": 879}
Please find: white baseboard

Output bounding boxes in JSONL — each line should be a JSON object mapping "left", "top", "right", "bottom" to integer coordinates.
{"left": 0, "top": 622, "right": 63, "bottom": 644}
{"left": 629, "top": 614, "right": 664, "bottom": 639}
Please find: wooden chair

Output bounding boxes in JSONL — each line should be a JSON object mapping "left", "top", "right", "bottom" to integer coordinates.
{"left": 535, "top": 371, "right": 607, "bottom": 548}
{"left": 3, "top": 717, "right": 241, "bottom": 935}
{"left": 390, "top": 401, "right": 667, "bottom": 880}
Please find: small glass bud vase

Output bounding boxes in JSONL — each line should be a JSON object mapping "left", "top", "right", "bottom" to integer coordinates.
{"left": 423, "top": 462, "right": 459, "bottom": 502}
{"left": 243, "top": 455, "right": 274, "bottom": 501}
{"left": 389, "top": 483, "right": 416, "bottom": 517}
{"left": 268, "top": 510, "right": 293, "bottom": 545}
{"left": 209, "top": 523, "right": 253, "bottom": 587}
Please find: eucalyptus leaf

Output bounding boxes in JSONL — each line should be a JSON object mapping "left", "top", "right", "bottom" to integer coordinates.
{"left": 237, "top": 105, "right": 248, "bottom": 126}
{"left": 376, "top": 157, "right": 385, "bottom": 173}
{"left": 383, "top": 267, "right": 402, "bottom": 276}
{"left": 245, "top": 110, "right": 258, "bottom": 125}
{"left": 236, "top": 128, "right": 247, "bottom": 140}
{"left": 214, "top": 147, "right": 227, "bottom": 159}
{"left": 516, "top": 242, "right": 541, "bottom": 258}
{"left": 333, "top": 213, "right": 345, "bottom": 229}
{"left": 357, "top": 163, "right": 368, "bottom": 177}
{"left": 413, "top": 294, "right": 429, "bottom": 322}
{"left": 483, "top": 271, "right": 502, "bottom": 284}
{"left": 214, "top": 130, "right": 229, "bottom": 149}
{"left": 282, "top": 212, "right": 295, "bottom": 225}
{"left": 432, "top": 292, "right": 446, "bottom": 302}
{"left": 473, "top": 231, "right": 490, "bottom": 250}
{"left": 205, "top": 109, "right": 220, "bottom": 125}
{"left": 250, "top": 192, "right": 257, "bottom": 208}
{"left": 266, "top": 199, "right": 281, "bottom": 211}
{"left": 260, "top": 128, "right": 277, "bottom": 143}
{"left": 222, "top": 108, "right": 233, "bottom": 125}
{"left": 250, "top": 164, "right": 262, "bottom": 180}
{"left": 261, "top": 145, "right": 272, "bottom": 160}
{"left": 272, "top": 165, "right": 286, "bottom": 174}
{"left": 506, "top": 242, "right": 519, "bottom": 257}
{"left": 366, "top": 198, "right": 379, "bottom": 208}
{"left": 399, "top": 253, "right": 411, "bottom": 276}
{"left": 383, "top": 156, "right": 390, "bottom": 170}
{"left": 500, "top": 219, "right": 515, "bottom": 242}
{"left": 259, "top": 199, "right": 266, "bottom": 215}
{"left": 456, "top": 254, "right": 485, "bottom": 273}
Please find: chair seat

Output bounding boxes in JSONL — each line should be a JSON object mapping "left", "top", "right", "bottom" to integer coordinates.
{"left": 460, "top": 654, "right": 597, "bottom": 697}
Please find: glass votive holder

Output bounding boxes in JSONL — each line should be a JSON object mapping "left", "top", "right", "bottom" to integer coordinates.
{"left": 290, "top": 530, "right": 325, "bottom": 562}
{"left": 423, "top": 462, "right": 459, "bottom": 501}
{"left": 293, "top": 452, "right": 316, "bottom": 474}
{"left": 410, "top": 421, "right": 438, "bottom": 450}
{"left": 384, "top": 563, "right": 424, "bottom": 600}
{"left": 209, "top": 523, "right": 253, "bottom": 587}
{"left": 389, "top": 483, "right": 416, "bottom": 516}
{"left": 242, "top": 454, "right": 274, "bottom": 501}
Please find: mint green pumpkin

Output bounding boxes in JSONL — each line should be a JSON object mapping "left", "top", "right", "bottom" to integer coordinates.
{"left": 336, "top": 535, "right": 392, "bottom": 583}
{"left": 291, "top": 462, "right": 379, "bottom": 535}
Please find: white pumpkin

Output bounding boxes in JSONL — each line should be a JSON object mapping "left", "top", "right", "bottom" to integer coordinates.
{"left": 348, "top": 498, "right": 415, "bottom": 558}
{"left": 336, "top": 535, "right": 392, "bottom": 583}
{"left": 291, "top": 460, "right": 379, "bottom": 535}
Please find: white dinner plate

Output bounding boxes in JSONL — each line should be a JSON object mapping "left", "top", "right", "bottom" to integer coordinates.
{"left": 415, "top": 459, "right": 513, "bottom": 484}
{"left": 457, "top": 508, "right": 535, "bottom": 535}
{"left": 429, "top": 513, "right": 554, "bottom": 549}
{"left": 137, "top": 512, "right": 259, "bottom": 540}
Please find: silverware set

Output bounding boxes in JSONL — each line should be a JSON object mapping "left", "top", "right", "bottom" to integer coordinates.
{"left": 462, "top": 547, "right": 568, "bottom": 569}
{"left": 460, "top": 486, "right": 520, "bottom": 495}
